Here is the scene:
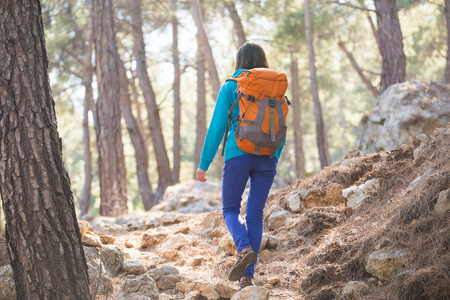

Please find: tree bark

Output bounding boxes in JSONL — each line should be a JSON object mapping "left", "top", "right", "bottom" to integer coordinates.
{"left": 172, "top": 0, "right": 181, "bottom": 184}
{"left": 304, "top": 0, "right": 330, "bottom": 168}
{"left": 290, "top": 54, "right": 306, "bottom": 178}
{"left": 224, "top": 0, "right": 247, "bottom": 48}
{"left": 118, "top": 59, "right": 155, "bottom": 210}
{"left": 93, "top": 0, "right": 128, "bottom": 216}
{"left": 80, "top": 5, "right": 95, "bottom": 217}
{"left": 130, "top": 0, "right": 173, "bottom": 204}
{"left": 445, "top": 0, "right": 450, "bottom": 83}
{"left": 190, "top": 0, "right": 221, "bottom": 100}
{"left": 338, "top": 40, "right": 379, "bottom": 97}
{"left": 194, "top": 37, "right": 207, "bottom": 178}
{"left": 0, "top": 1, "right": 91, "bottom": 298}
{"left": 374, "top": 0, "right": 406, "bottom": 93}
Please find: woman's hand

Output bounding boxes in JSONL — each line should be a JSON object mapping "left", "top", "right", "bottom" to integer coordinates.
{"left": 196, "top": 168, "right": 207, "bottom": 182}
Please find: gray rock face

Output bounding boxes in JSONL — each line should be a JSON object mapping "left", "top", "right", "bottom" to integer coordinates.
{"left": 100, "top": 245, "right": 124, "bottom": 277}
{"left": 355, "top": 80, "right": 450, "bottom": 154}
{"left": 156, "top": 274, "right": 181, "bottom": 291}
{"left": 118, "top": 274, "right": 159, "bottom": 300}
{"left": 0, "top": 265, "right": 16, "bottom": 299}
{"left": 267, "top": 210, "right": 289, "bottom": 230}
{"left": 83, "top": 246, "right": 113, "bottom": 295}
{"left": 342, "top": 179, "right": 381, "bottom": 208}
{"left": 365, "top": 249, "right": 410, "bottom": 281}
{"left": 230, "top": 286, "right": 269, "bottom": 300}
{"left": 122, "top": 259, "right": 146, "bottom": 276}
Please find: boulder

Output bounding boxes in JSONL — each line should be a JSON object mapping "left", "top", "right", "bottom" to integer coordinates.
{"left": 100, "top": 245, "right": 124, "bottom": 277}
{"left": 117, "top": 274, "right": 159, "bottom": 300}
{"left": 365, "top": 249, "right": 410, "bottom": 281}
{"left": 214, "top": 283, "right": 238, "bottom": 299}
{"left": 83, "top": 246, "right": 113, "bottom": 295}
{"left": 156, "top": 274, "right": 182, "bottom": 290}
{"left": 230, "top": 286, "right": 269, "bottom": 300}
{"left": 0, "top": 265, "right": 16, "bottom": 299}
{"left": 341, "top": 281, "right": 370, "bottom": 300}
{"left": 342, "top": 179, "right": 381, "bottom": 208}
{"left": 435, "top": 188, "right": 450, "bottom": 214}
{"left": 268, "top": 210, "right": 289, "bottom": 230}
{"left": 122, "top": 259, "right": 146, "bottom": 276}
{"left": 355, "top": 80, "right": 450, "bottom": 154}
{"left": 286, "top": 193, "right": 301, "bottom": 213}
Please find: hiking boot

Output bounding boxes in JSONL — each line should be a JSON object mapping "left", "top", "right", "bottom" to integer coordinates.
{"left": 239, "top": 277, "right": 253, "bottom": 290}
{"left": 228, "top": 246, "right": 257, "bottom": 281}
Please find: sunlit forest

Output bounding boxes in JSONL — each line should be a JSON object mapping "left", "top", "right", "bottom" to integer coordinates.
{"left": 42, "top": 0, "right": 447, "bottom": 215}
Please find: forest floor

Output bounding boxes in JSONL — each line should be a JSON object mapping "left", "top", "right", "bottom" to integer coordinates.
{"left": 88, "top": 124, "right": 450, "bottom": 300}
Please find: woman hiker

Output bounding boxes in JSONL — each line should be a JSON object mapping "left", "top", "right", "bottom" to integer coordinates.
{"left": 196, "top": 42, "right": 286, "bottom": 290}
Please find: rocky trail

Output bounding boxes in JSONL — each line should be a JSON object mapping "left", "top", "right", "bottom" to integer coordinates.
{"left": 1, "top": 125, "right": 449, "bottom": 300}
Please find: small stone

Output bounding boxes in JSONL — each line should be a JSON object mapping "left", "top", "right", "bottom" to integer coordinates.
{"left": 365, "top": 249, "right": 410, "bottom": 281}
{"left": 118, "top": 274, "right": 158, "bottom": 300}
{"left": 161, "top": 250, "right": 181, "bottom": 260}
{"left": 268, "top": 210, "right": 289, "bottom": 230}
{"left": 99, "top": 234, "right": 116, "bottom": 245}
{"left": 148, "top": 265, "right": 179, "bottom": 279}
{"left": 217, "top": 236, "right": 236, "bottom": 255}
{"left": 184, "top": 290, "right": 201, "bottom": 300}
{"left": 286, "top": 193, "right": 302, "bottom": 213}
{"left": 78, "top": 220, "right": 92, "bottom": 235}
{"left": 267, "top": 277, "right": 280, "bottom": 285}
{"left": 200, "top": 283, "right": 220, "bottom": 300}
{"left": 124, "top": 241, "right": 134, "bottom": 248}
{"left": 231, "top": 286, "right": 269, "bottom": 300}
{"left": 100, "top": 245, "right": 124, "bottom": 277}
{"left": 156, "top": 274, "right": 182, "bottom": 290}
{"left": 211, "top": 227, "right": 225, "bottom": 238}
{"left": 214, "top": 283, "right": 238, "bottom": 299}
{"left": 341, "top": 281, "right": 370, "bottom": 300}
{"left": 190, "top": 255, "right": 204, "bottom": 266}
{"left": 81, "top": 232, "right": 102, "bottom": 248}
{"left": 141, "top": 232, "right": 168, "bottom": 248}
{"left": 124, "top": 252, "right": 131, "bottom": 259}
{"left": 174, "top": 226, "right": 190, "bottom": 234}
{"left": 203, "top": 211, "right": 224, "bottom": 229}
{"left": 263, "top": 283, "right": 273, "bottom": 290}
{"left": 122, "top": 259, "right": 146, "bottom": 276}
{"left": 435, "top": 188, "right": 450, "bottom": 214}
{"left": 175, "top": 281, "right": 188, "bottom": 293}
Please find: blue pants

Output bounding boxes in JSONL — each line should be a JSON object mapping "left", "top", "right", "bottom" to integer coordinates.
{"left": 222, "top": 154, "right": 277, "bottom": 279}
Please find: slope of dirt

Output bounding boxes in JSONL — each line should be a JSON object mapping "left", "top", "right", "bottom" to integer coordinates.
{"left": 90, "top": 124, "right": 450, "bottom": 299}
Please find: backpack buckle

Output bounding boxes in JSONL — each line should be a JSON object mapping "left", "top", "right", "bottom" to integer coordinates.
{"left": 269, "top": 98, "right": 276, "bottom": 107}
{"left": 248, "top": 95, "right": 254, "bottom": 102}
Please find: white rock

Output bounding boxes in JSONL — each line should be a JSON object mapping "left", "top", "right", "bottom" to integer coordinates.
{"left": 342, "top": 179, "right": 381, "bottom": 208}
{"left": 287, "top": 193, "right": 302, "bottom": 213}
{"left": 365, "top": 249, "right": 410, "bottom": 281}
{"left": 268, "top": 210, "right": 289, "bottom": 230}
{"left": 231, "top": 286, "right": 269, "bottom": 300}
{"left": 435, "top": 188, "right": 450, "bottom": 214}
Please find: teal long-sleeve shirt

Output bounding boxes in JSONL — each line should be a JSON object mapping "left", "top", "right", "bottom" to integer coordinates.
{"left": 198, "top": 69, "right": 285, "bottom": 171}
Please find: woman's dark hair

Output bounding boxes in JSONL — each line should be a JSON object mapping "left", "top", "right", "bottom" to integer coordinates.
{"left": 235, "top": 42, "right": 269, "bottom": 70}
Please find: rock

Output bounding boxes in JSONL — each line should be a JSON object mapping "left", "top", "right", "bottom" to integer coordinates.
{"left": 141, "top": 231, "right": 168, "bottom": 248}
{"left": 260, "top": 234, "right": 278, "bottom": 251}
{"left": 342, "top": 179, "right": 381, "bottom": 208}
{"left": 78, "top": 220, "right": 92, "bottom": 235}
{"left": 286, "top": 193, "right": 302, "bottom": 213}
{"left": 199, "top": 283, "right": 220, "bottom": 299}
{"left": 175, "top": 281, "right": 188, "bottom": 292}
{"left": 148, "top": 265, "right": 179, "bottom": 279}
{"left": 83, "top": 246, "right": 113, "bottom": 295}
{"left": 230, "top": 286, "right": 269, "bottom": 300}
{"left": 99, "top": 234, "right": 116, "bottom": 245}
{"left": 100, "top": 245, "right": 124, "bottom": 277}
{"left": 344, "top": 148, "right": 361, "bottom": 159}
{"left": 189, "top": 255, "right": 204, "bottom": 266}
{"left": 341, "top": 281, "right": 370, "bottom": 299}
{"left": 81, "top": 232, "right": 103, "bottom": 248}
{"left": 122, "top": 259, "right": 146, "bottom": 276}
{"left": 300, "top": 184, "right": 346, "bottom": 209}
{"left": 174, "top": 226, "right": 190, "bottom": 234}
{"left": 118, "top": 274, "right": 159, "bottom": 300}
{"left": 211, "top": 227, "right": 225, "bottom": 238}
{"left": 156, "top": 274, "right": 182, "bottom": 290}
{"left": 124, "top": 241, "right": 134, "bottom": 248}
{"left": 203, "top": 211, "right": 225, "bottom": 229}
{"left": 0, "top": 265, "right": 16, "bottom": 299}
{"left": 161, "top": 250, "right": 181, "bottom": 260}
{"left": 161, "top": 233, "right": 190, "bottom": 250}
{"left": 355, "top": 80, "right": 450, "bottom": 154}
{"left": 268, "top": 278, "right": 280, "bottom": 285}
{"left": 435, "top": 188, "right": 450, "bottom": 214}
{"left": 214, "top": 283, "right": 238, "bottom": 299}
{"left": 159, "top": 293, "right": 176, "bottom": 300}
{"left": 268, "top": 210, "right": 289, "bottom": 230}
{"left": 159, "top": 213, "right": 189, "bottom": 226}
{"left": 0, "top": 235, "right": 9, "bottom": 267}
{"left": 217, "top": 235, "right": 236, "bottom": 255}
{"left": 184, "top": 290, "right": 201, "bottom": 300}
{"left": 365, "top": 249, "right": 410, "bottom": 281}
{"left": 178, "top": 201, "right": 215, "bottom": 214}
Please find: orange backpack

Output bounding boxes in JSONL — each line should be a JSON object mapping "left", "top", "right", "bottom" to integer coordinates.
{"left": 222, "top": 68, "right": 290, "bottom": 158}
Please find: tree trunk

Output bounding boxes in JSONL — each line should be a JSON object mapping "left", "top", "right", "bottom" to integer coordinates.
{"left": 118, "top": 59, "right": 155, "bottom": 210}
{"left": 190, "top": 0, "right": 221, "bottom": 100}
{"left": 93, "top": 0, "right": 128, "bottom": 216}
{"left": 80, "top": 5, "right": 94, "bottom": 217}
{"left": 338, "top": 40, "right": 379, "bottom": 97}
{"left": 290, "top": 54, "right": 306, "bottom": 178}
{"left": 194, "top": 37, "right": 207, "bottom": 178}
{"left": 224, "top": 0, "right": 247, "bottom": 48}
{"left": 304, "top": 0, "right": 330, "bottom": 169}
{"left": 374, "top": 0, "right": 406, "bottom": 93}
{"left": 0, "top": 1, "right": 91, "bottom": 298}
{"left": 130, "top": 0, "right": 173, "bottom": 204}
{"left": 172, "top": 0, "right": 181, "bottom": 184}
{"left": 445, "top": 0, "right": 450, "bottom": 83}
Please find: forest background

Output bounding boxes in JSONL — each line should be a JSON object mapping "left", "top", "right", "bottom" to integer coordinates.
{"left": 39, "top": 0, "right": 447, "bottom": 216}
